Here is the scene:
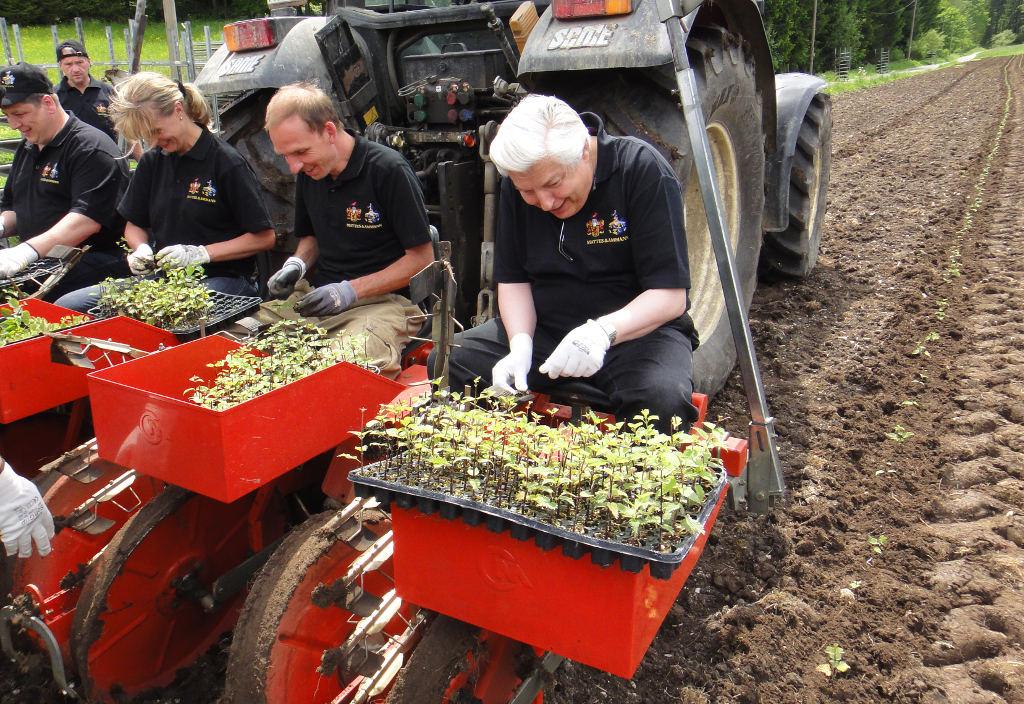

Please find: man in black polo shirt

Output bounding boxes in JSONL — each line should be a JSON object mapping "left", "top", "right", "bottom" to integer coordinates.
{"left": 54, "top": 41, "right": 116, "bottom": 143}
{"left": 0, "top": 63, "right": 129, "bottom": 299}
{"left": 443, "top": 95, "right": 698, "bottom": 431}
{"left": 259, "top": 83, "right": 433, "bottom": 377}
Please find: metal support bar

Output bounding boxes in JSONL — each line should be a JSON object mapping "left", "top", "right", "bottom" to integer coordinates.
{"left": 657, "top": 0, "right": 784, "bottom": 513}
{"left": 0, "top": 19, "right": 13, "bottom": 65}
{"left": 509, "top": 651, "right": 564, "bottom": 704}
{"left": 0, "top": 605, "right": 78, "bottom": 698}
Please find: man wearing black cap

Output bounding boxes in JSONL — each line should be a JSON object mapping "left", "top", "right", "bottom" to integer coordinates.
{"left": 0, "top": 63, "right": 129, "bottom": 297}
{"left": 54, "top": 40, "right": 117, "bottom": 143}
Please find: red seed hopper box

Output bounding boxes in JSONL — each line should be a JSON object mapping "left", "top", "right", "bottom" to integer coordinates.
{"left": 0, "top": 299, "right": 94, "bottom": 423}
{"left": 87, "top": 334, "right": 405, "bottom": 503}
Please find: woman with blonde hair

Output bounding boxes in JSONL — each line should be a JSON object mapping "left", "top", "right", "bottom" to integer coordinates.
{"left": 56, "top": 72, "right": 275, "bottom": 311}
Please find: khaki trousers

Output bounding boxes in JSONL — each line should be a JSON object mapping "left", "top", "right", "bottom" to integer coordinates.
{"left": 254, "top": 281, "right": 423, "bottom": 378}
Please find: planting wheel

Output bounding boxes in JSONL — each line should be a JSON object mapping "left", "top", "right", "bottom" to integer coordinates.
{"left": 10, "top": 457, "right": 163, "bottom": 661}
{"left": 70, "top": 485, "right": 287, "bottom": 702}
{"left": 223, "top": 503, "right": 421, "bottom": 704}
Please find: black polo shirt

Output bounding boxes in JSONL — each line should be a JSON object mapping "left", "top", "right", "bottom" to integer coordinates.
{"left": 294, "top": 130, "right": 431, "bottom": 287}
{"left": 118, "top": 129, "right": 273, "bottom": 279}
{"left": 0, "top": 114, "right": 127, "bottom": 251}
{"left": 494, "top": 113, "right": 694, "bottom": 342}
{"left": 56, "top": 76, "right": 117, "bottom": 143}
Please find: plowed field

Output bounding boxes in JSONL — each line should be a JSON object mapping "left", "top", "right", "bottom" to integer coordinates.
{"left": 4, "top": 54, "right": 1023, "bottom": 704}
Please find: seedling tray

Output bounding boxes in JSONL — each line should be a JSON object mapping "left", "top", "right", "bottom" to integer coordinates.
{"left": 89, "top": 290, "right": 261, "bottom": 341}
{"left": 350, "top": 468, "right": 728, "bottom": 678}
{"left": 87, "top": 334, "right": 406, "bottom": 502}
{"left": 0, "top": 257, "right": 63, "bottom": 287}
{"left": 0, "top": 299, "right": 94, "bottom": 423}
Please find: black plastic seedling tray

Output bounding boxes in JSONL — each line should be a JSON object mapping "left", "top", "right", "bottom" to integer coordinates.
{"left": 351, "top": 466, "right": 728, "bottom": 580}
{"left": 0, "top": 257, "right": 64, "bottom": 287}
{"left": 89, "top": 290, "right": 261, "bottom": 341}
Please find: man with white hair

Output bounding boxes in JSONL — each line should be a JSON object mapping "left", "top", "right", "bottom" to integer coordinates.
{"left": 442, "top": 95, "right": 698, "bottom": 430}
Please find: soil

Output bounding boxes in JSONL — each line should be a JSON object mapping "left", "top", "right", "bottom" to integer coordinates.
{"left": 4, "top": 55, "right": 1024, "bottom": 703}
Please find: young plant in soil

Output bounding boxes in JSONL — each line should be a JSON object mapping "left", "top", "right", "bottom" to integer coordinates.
{"left": 353, "top": 392, "right": 728, "bottom": 553}
{"left": 96, "top": 264, "right": 213, "bottom": 330}
{"left": 185, "top": 320, "right": 371, "bottom": 410}
{"left": 817, "top": 644, "right": 851, "bottom": 678}
{"left": 0, "top": 299, "right": 89, "bottom": 347}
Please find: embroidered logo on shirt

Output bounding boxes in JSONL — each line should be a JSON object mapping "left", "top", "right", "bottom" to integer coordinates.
{"left": 584, "top": 210, "right": 628, "bottom": 245}
{"left": 40, "top": 162, "right": 60, "bottom": 184}
{"left": 95, "top": 102, "right": 109, "bottom": 115}
{"left": 186, "top": 178, "right": 217, "bottom": 203}
{"left": 346, "top": 202, "right": 383, "bottom": 229}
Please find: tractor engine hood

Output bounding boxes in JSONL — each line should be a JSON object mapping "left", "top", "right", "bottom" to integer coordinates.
{"left": 195, "top": 17, "right": 332, "bottom": 97}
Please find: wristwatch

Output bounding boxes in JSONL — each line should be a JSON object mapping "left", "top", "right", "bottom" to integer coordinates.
{"left": 592, "top": 317, "right": 617, "bottom": 345}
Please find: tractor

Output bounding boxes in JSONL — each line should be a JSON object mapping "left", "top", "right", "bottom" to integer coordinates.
{"left": 0, "top": 0, "right": 831, "bottom": 700}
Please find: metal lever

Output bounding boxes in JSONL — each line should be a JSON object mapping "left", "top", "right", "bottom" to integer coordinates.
{"left": 0, "top": 604, "right": 78, "bottom": 698}
{"left": 657, "top": 0, "right": 784, "bottom": 514}
{"left": 49, "top": 332, "right": 150, "bottom": 369}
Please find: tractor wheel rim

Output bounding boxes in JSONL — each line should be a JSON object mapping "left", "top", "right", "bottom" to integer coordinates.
{"left": 684, "top": 122, "right": 741, "bottom": 342}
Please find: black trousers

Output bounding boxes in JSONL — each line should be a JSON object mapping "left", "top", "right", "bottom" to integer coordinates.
{"left": 431, "top": 318, "right": 697, "bottom": 432}
{"left": 42, "top": 248, "right": 130, "bottom": 303}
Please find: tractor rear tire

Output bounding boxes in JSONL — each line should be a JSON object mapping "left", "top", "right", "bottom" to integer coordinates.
{"left": 543, "top": 25, "right": 765, "bottom": 396}
{"left": 760, "top": 92, "right": 832, "bottom": 277}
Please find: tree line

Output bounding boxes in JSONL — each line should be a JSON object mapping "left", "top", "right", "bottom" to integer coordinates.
{"left": 766, "top": 0, "right": 1020, "bottom": 71}
{"left": 0, "top": 0, "right": 1019, "bottom": 71}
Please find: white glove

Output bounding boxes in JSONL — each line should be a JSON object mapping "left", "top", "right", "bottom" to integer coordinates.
{"left": 267, "top": 256, "right": 306, "bottom": 299}
{"left": 0, "top": 461, "right": 54, "bottom": 558}
{"left": 0, "top": 242, "right": 39, "bottom": 279}
{"left": 155, "top": 244, "right": 210, "bottom": 269}
{"left": 539, "top": 319, "right": 613, "bottom": 379}
{"left": 490, "top": 333, "right": 533, "bottom": 394}
{"left": 127, "top": 242, "right": 155, "bottom": 275}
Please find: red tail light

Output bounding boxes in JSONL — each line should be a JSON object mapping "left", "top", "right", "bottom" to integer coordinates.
{"left": 223, "top": 19, "right": 278, "bottom": 52}
{"left": 552, "top": 0, "right": 632, "bottom": 19}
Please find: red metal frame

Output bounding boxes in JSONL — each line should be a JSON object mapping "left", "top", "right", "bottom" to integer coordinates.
{"left": 388, "top": 480, "right": 729, "bottom": 679}
{"left": 0, "top": 299, "right": 93, "bottom": 423}
{"left": 87, "top": 335, "right": 407, "bottom": 502}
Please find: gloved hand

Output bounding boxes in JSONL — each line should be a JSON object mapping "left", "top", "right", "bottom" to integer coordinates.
{"left": 490, "top": 333, "right": 533, "bottom": 394}
{"left": 267, "top": 256, "right": 307, "bottom": 299}
{"left": 126, "top": 242, "right": 156, "bottom": 275}
{"left": 155, "top": 244, "right": 210, "bottom": 269}
{"left": 0, "top": 242, "right": 39, "bottom": 279}
{"left": 0, "top": 461, "right": 54, "bottom": 558}
{"left": 538, "top": 319, "right": 613, "bottom": 379}
{"left": 295, "top": 281, "right": 357, "bottom": 317}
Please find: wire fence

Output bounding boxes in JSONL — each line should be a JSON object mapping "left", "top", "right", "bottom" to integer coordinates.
{"left": 0, "top": 17, "right": 223, "bottom": 81}
{"left": 0, "top": 18, "right": 225, "bottom": 176}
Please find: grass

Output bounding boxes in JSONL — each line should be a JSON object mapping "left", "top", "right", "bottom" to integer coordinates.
{"left": 824, "top": 44, "right": 1024, "bottom": 95}
{"left": 0, "top": 19, "right": 230, "bottom": 85}
{"left": 977, "top": 43, "right": 1024, "bottom": 58}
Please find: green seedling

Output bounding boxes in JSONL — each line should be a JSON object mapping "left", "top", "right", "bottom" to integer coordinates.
{"left": 885, "top": 425, "right": 914, "bottom": 442}
{"left": 97, "top": 264, "right": 213, "bottom": 330}
{"left": 901, "top": 400, "right": 919, "bottom": 407}
{"left": 186, "top": 320, "right": 370, "bottom": 410}
{"left": 1, "top": 299, "right": 89, "bottom": 347}
{"left": 935, "top": 298, "right": 949, "bottom": 321}
{"left": 354, "top": 392, "right": 727, "bottom": 553}
{"left": 816, "top": 644, "right": 851, "bottom": 677}
{"left": 867, "top": 534, "right": 888, "bottom": 554}
{"left": 848, "top": 580, "right": 862, "bottom": 589}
